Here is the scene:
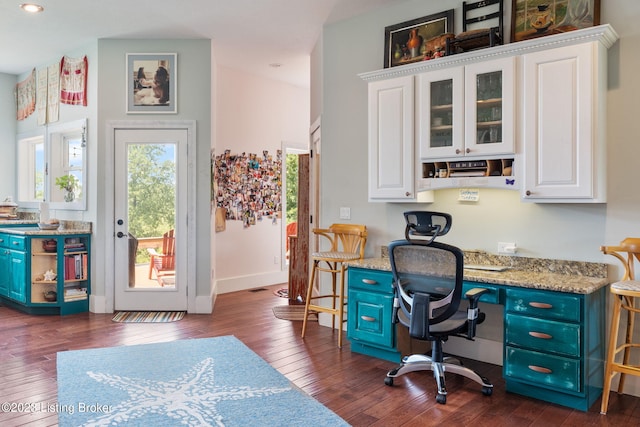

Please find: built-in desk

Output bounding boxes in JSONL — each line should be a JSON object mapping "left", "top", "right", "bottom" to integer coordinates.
{"left": 346, "top": 253, "right": 609, "bottom": 412}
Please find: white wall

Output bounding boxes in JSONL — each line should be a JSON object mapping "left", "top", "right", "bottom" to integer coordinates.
{"left": 0, "top": 73, "right": 18, "bottom": 199}
{"left": 319, "top": 0, "right": 640, "bottom": 271}
{"left": 214, "top": 65, "right": 310, "bottom": 293}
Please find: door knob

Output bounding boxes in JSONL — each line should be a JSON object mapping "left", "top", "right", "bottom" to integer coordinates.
{"left": 117, "top": 231, "right": 125, "bottom": 238}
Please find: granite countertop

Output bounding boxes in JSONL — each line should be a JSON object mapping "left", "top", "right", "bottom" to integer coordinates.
{"left": 0, "top": 220, "right": 92, "bottom": 236}
{"left": 348, "top": 250, "right": 610, "bottom": 295}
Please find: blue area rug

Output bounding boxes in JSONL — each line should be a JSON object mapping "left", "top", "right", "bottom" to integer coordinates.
{"left": 57, "top": 336, "right": 348, "bottom": 426}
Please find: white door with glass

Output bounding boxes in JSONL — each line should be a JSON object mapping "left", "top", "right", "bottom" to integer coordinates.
{"left": 114, "top": 128, "right": 188, "bottom": 311}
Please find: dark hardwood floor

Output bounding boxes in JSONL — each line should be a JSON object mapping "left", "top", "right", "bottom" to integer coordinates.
{"left": 1, "top": 283, "right": 639, "bottom": 426}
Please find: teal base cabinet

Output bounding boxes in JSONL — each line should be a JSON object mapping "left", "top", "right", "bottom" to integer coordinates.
{"left": 346, "top": 265, "right": 606, "bottom": 412}
{"left": 503, "top": 286, "right": 606, "bottom": 411}
{"left": 0, "top": 231, "right": 91, "bottom": 316}
{"left": 347, "top": 268, "right": 401, "bottom": 363}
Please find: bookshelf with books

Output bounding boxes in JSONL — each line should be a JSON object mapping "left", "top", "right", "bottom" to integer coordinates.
{"left": 23, "top": 232, "right": 91, "bottom": 315}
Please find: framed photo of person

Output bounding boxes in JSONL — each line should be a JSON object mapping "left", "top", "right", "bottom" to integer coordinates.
{"left": 126, "top": 53, "right": 177, "bottom": 114}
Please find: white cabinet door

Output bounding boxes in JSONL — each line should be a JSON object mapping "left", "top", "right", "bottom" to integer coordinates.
{"left": 521, "top": 42, "right": 605, "bottom": 202}
{"left": 417, "top": 66, "right": 465, "bottom": 159}
{"left": 368, "top": 76, "right": 415, "bottom": 201}
{"left": 465, "top": 57, "right": 516, "bottom": 157}
{"left": 417, "top": 57, "right": 515, "bottom": 160}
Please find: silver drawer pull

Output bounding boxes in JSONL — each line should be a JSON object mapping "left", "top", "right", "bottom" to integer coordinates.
{"left": 12, "top": 241, "right": 20, "bottom": 246}
{"left": 529, "top": 331, "right": 553, "bottom": 340}
{"left": 529, "top": 302, "right": 553, "bottom": 309}
{"left": 361, "top": 316, "right": 376, "bottom": 322}
{"left": 528, "top": 365, "right": 553, "bottom": 374}
{"left": 361, "top": 279, "right": 378, "bottom": 285}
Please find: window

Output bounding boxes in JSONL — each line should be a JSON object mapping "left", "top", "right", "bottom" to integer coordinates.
{"left": 17, "top": 118, "right": 87, "bottom": 210}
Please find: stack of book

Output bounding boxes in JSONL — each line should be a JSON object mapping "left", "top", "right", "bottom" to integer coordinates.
{"left": 64, "top": 253, "right": 88, "bottom": 280}
{"left": 65, "top": 287, "right": 87, "bottom": 301}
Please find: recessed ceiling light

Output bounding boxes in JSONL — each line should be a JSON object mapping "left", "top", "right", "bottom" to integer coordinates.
{"left": 20, "top": 3, "right": 44, "bottom": 13}
{"left": 269, "top": 63, "right": 282, "bottom": 68}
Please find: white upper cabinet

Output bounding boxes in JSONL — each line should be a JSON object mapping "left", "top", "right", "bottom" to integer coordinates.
{"left": 367, "top": 75, "right": 415, "bottom": 201}
{"left": 521, "top": 41, "right": 608, "bottom": 202}
{"left": 416, "top": 66, "right": 465, "bottom": 159}
{"left": 417, "top": 57, "right": 515, "bottom": 160}
{"left": 464, "top": 57, "right": 516, "bottom": 157}
{"left": 360, "top": 24, "right": 618, "bottom": 202}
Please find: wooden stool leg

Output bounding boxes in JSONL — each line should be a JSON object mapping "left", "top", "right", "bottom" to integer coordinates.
{"left": 601, "top": 295, "right": 623, "bottom": 415}
{"left": 619, "top": 296, "right": 635, "bottom": 393}
{"left": 331, "top": 262, "right": 337, "bottom": 332}
{"left": 302, "top": 261, "right": 318, "bottom": 339}
{"left": 337, "top": 264, "right": 347, "bottom": 348}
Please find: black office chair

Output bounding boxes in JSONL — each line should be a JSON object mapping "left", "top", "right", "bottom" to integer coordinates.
{"left": 384, "top": 211, "right": 493, "bottom": 404}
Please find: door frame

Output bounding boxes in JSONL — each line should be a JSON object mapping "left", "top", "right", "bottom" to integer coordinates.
{"left": 104, "top": 120, "right": 197, "bottom": 313}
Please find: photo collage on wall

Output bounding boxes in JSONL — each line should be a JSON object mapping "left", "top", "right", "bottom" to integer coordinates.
{"left": 213, "top": 149, "right": 282, "bottom": 228}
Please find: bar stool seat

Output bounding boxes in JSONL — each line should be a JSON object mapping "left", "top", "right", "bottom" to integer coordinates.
{"left": 600, "top": 238, "right": 640, "bottom": 415}
{"left": 301, "top": 224, "right": 367, "bottom": 348}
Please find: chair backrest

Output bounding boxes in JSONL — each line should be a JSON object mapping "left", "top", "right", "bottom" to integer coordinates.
{"left": 286, "top": 221, "right": 297, "bottom": 252}
{"left": 462, "top": 0, "right": 503, "bottom": 36}
{"left": 325, "top": 223, "right": 367, "bottom": 259}
{"left": 160, "top": 229, "right": 176, "bottom": 270}
{"left": 163, "top": 229, "right": 176, "bottom": 255}
{"left": 601, "top": 237, "right": 640, "bottom": 280}
{"left": 389, "top": 237, "right": 464, "bottom": 340}
{"left": 313, "top": 224, "right": 367, "bottom": 259}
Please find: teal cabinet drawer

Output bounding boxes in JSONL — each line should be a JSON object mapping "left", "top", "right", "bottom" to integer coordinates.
{"left": 505, "top": 288, "right": 581, "bottom": 322}
{"left": 348, "top": 268, "right": 393, "bottom": 294}
{"left": 505, "top": 313, "right": 580, "bottom": 357}
{"left": 504, "top": 346, "right": 580, "bottom": 393}
{"left": 0, "top": 234, "right": 9, "bottom": 249}
{"left": 8, "top": 236, "right": 26, "bottom": 251}
{"left": 462, "top": 281, "right": 501, "bottom": 304}
{"left": 347, "top": 289, "right": 394, "bottom": 348}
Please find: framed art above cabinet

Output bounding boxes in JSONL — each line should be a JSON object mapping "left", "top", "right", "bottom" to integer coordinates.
{"left": 17, "top": 118, "right": 87, "bottom": 211}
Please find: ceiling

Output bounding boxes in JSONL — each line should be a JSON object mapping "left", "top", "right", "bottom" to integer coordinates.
{"left": 1, "top": 0, "right": 403, "bottom": 88}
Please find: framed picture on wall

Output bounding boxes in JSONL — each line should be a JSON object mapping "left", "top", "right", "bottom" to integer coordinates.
{"left": 384, "top": 9, "right": 454, "bottom": 68}
{"left": 126, "top": 53, "right": 177, "bottom": 114}
{"left": 511, "top": 0, "right": 601, "bottom": 43}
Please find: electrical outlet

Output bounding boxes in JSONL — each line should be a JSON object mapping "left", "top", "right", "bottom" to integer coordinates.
{"left": 339, "top": 207, "right": 351, "bottom": 220}
{"left": 498, "top": 242, "right": 517, "bottom": 254}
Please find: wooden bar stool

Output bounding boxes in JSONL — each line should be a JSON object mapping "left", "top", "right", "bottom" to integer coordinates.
{"left": 600, "top": 238, "right": 640, "bottom": 414}
{"left": 301, "top": 224, "right": 367, "bottom": 348}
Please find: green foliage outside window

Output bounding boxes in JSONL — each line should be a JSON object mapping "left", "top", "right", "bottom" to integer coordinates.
{"left": 285, "top": 154, "right": 298, "bottom": 224}
{"left": 127, "top": 144, "right": 176, "bottom": 262}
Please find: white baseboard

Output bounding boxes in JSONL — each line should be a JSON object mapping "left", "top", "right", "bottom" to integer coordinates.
{"left": 89, "top": 295, "right": 110, "bottom": 313}
{"left": 215, "top": 271, "right": 288, "bottom": 294}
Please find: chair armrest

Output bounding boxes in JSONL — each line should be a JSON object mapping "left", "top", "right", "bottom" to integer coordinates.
{"left": 464, "top": 287, "right": 490, "bottom": 340}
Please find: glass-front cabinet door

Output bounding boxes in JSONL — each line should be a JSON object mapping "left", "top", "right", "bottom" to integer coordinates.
{"left": 417, "top": 66, "right": 464, "bottom": 160}
{"left": 464, "top": 56, "right": 516, "bottom": 156}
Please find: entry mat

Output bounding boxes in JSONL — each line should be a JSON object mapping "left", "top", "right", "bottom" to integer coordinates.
{"left": 111, "top": 311, "right": 185, "bottom": 323}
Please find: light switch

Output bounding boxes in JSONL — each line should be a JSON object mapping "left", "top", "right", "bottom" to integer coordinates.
{"left": 339, "top": 207, "right": 351, "bottom": 220}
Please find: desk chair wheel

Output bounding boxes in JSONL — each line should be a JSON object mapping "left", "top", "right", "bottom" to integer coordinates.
{"left": 436, "top": 393, "right": 446, "bottom": 404}
{"left": 482, "top": 386, "right": 493, "bottom": 396}
{"left": 384, "top": 377, "right": 394, "bottom": 386}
